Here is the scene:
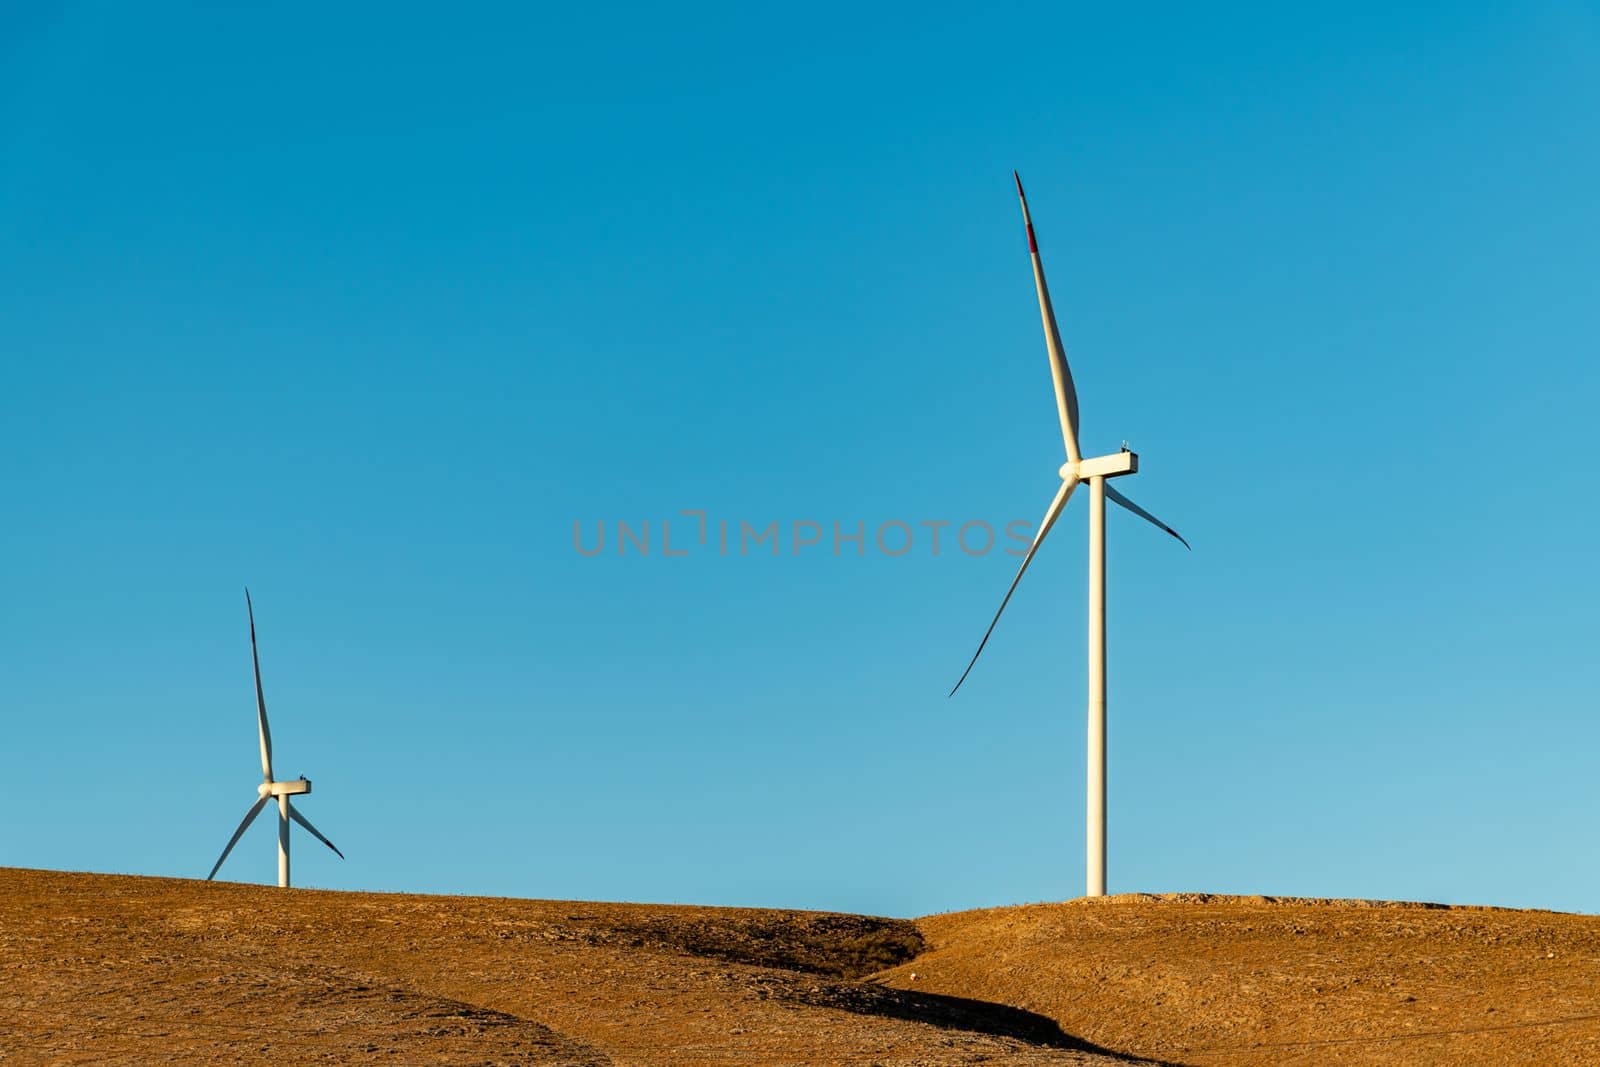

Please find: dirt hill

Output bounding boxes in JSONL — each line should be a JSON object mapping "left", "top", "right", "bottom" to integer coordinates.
{"left": 3, "top": 868, "right": 1598, "bottom": 1065}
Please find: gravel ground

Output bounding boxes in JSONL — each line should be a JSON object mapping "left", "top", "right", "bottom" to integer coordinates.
{"left": 0, "top": 868, "right": 1127, "bottom": 1066}
{"left": 882, "top": 892, "right": 1600, "bottom": 1065}
{"left": 6, "top": 868, "right": 1597, "bottom": 1065}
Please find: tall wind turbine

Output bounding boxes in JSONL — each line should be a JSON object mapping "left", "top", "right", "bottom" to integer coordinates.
{"left": 207, "top": 589, "right": 345, "bottom": 888}
{"left": 950, "top": 173, "right": 1188, "bottom": 898}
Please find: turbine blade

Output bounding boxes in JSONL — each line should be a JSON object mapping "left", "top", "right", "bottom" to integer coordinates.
{"left": 246, "top": 588, "right": 273, "bottom": 782}
{"left": 207, "top": 796, "right": 270, "bottom": 880}
{"left": 288, "top": 804, "right": 345, "bottom": 861}
{"left": 1105, "top": 485, "right": 1190, "bottom": 550}
{"left": 1015, "top": 171, "right": 1082, "bottom": 464}
{"left": 950, "top": 477, "right": 1079, "bottom": 696}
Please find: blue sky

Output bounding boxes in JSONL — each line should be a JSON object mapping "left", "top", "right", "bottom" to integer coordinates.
{"left": 2, "top": 2, "right": 1597, "bottom": 917}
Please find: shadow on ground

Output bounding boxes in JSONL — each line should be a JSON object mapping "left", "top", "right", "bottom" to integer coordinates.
{"left": 595, "top": 912, "right": 925, "bottom": 978}
{"left": 598, "top": 906, "right": 1186, "bottom": 1064}
{"left": 783, "top": 981, "right": 1189, "bottom": 1065}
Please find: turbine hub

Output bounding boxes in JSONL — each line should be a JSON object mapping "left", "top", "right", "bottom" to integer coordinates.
{"left": 258, "top": 781, "right": 272, "bottom": 798}
{"left": 1058, "top": 461, "right": 1079, "bottom": 482}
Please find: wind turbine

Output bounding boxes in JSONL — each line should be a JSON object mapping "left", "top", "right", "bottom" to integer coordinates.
{"left": 950, "top": 172, "right": 1188, "bottom": 898}
{"left": 207, "top": 589, "right": 344, "bottom": 888}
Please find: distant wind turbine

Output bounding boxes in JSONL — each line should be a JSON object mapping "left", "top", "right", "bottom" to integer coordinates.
{"left": 950, "top": 172, "right": 1189, "bottom": 898}
{"left": 207, "top": 589, "right": 344, "bottom": 888}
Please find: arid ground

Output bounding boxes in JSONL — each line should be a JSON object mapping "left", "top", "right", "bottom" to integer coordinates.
{"left": 4, "top": 867, "right": 1598, "bottom": 1065}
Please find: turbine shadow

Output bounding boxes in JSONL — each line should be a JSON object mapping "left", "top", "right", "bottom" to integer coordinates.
{"left": 783, "top": 980, "right": 1190, "bottom": 1065}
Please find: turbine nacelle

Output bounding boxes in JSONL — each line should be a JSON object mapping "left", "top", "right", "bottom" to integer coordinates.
{"left": 258, "top": 779, "right": 312, "bottom": 799}
{"left": 1059, "top": 450, "right": 1139, "bottom": 484}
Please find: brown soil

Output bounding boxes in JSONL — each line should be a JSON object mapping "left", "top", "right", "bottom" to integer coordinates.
{"left": 4, "top": 869, "right": 1598, "bottom": 1065}
{"left": 883, "top": 893, "right": 1600, "bottom": 1066}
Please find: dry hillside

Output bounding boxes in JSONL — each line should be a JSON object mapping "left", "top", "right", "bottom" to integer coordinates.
{"left": 3, "top": 868, "right": 1598, "bottom": 1065}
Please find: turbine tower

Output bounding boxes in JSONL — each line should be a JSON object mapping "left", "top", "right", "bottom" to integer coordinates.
{"left": 207, "top": 589, "right": 344, "bottom": 888}
{"left": 951, "top": 173, "right": 1188, "bottom": 898}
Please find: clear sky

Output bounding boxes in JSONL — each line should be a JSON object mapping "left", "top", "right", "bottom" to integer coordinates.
{"left": 3, "top": 2, "right": 1598, "bottom": 917}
